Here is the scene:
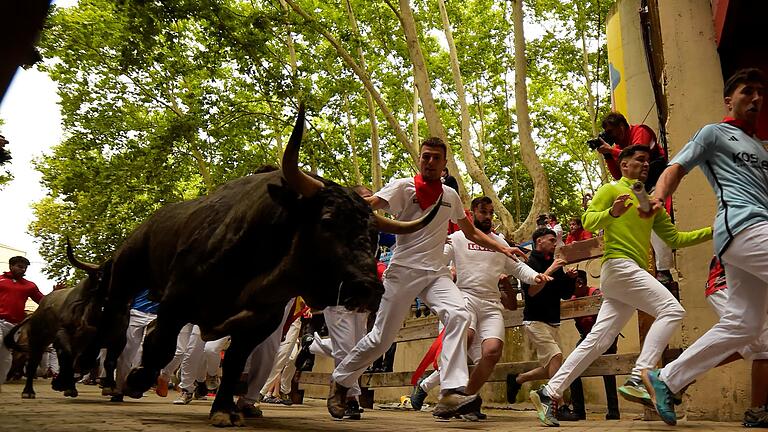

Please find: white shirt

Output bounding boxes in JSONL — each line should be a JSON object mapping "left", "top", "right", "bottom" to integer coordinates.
{"left": 375, "top": 178, "right": 466, "bottom": 271}
{"left": 445, "top": 231, "right": 540, "bottom": 301}
{"left": 551, "top": 223, "right": 564, "bottom": 247}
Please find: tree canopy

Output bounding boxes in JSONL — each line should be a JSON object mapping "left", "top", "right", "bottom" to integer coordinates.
{"left": 30, "top": 0, "right": 612, "bottom": 280}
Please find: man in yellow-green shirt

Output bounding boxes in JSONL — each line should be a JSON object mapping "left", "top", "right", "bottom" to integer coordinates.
{"left": 529, "top": 145, "right": 712, "bottom": 427}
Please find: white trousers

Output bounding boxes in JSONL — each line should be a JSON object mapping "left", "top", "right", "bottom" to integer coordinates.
{"left": 545, "top": 258, "right": 685, "bottom": 398}
{"left": 40, "top": 346, "right": 59, "bottom": 375}
{"left": 309, "top": 306, "right": 368, "bottom": 397}
{"left": 651, "top": 231, "right": 674, "bottom": 271}
{"left": 242, "top": 300, "right": 294, "bottom": 404}
{"left": 661, "top": 222, "right": 768, "bottom": 393}
{"left": 707, "top": 289, "right": 768, "bottom": 360}
{"left": 203, "top": 337, "right": 229, "bottom": 377}
{"left": 163, "top": 323, "right": 205, "bottom": 391}
{"left": 332, "top": 264, "right": 470, "bottom": 391}
{"left": 116, "top": 309, "right": 156, "bottom": 391}
{"left": 0, "top": 319, "right": 14, "bottom": 383}
{"left": 260, "top": 317, "right": 301, "bottom": 396}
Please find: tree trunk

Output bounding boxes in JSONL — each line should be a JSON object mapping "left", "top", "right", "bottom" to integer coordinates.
{"left": 510, "top": 0, "right": 550, "bottom": 242}
{"left": 344, "top": 0, "right": 382, "bottom": 191}
{"left": 503, "top": 63, "right": 522, "bottom": 224}
{"left": 436, "top": 0, "right": 516, "bottom": 232}
{"left": 344, "top": 94, "right": 363, "bottom": 185}
{"left": 396, "top": 0, "right": 468, "bottom": 204}
{"left": 283, "top": 0, "right": 419, "bottom": 170}
{"left": 412, "top": 82, "right": 420, "bottom": 156}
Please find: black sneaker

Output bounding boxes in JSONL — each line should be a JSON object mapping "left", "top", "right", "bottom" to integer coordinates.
{"left": 506, "top": 373, "right": 522, "bottom": 403}
{"left": 743, "top": 405, "right": 768, "bottom": 427}
{"left": 432, "top": 391, "right": 480, "bottom": 418}
{"left": 556, "top": 405, "right": 581, "bottom": 421}
{"left": 344, "top": 399, "right": 362, "bottom": 420}
{"left": 193, "top": 381, "right": 208, "bottom": 400}
{"left": 410, "top": 380, "right": 428, "bottom": 411}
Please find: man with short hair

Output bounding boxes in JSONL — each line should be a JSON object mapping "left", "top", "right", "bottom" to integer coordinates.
{"left": 507, "top": 228, "right": 577, "bottom": 416}
{"left": 529, "top": 145, "right": 712, "bottom": 427}
{"left": 410, "top": 196, "right": 551, "bottom": 420}
{"left": 327, "top": 137, "right": 524, "bottom": 420}
{"left": 0, "top": 256, "right": 44, "bottom": 387}
{"left": 643, "top": 68, "right": 768, "bottom": 426}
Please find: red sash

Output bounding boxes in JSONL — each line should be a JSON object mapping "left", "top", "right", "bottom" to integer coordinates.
{"left": 411, "top": 329, "right": 445, "bottom": 385}
{"left": 723, "top": 116, "right": 756, "bottom": 136}
{"left": 414, "top": 174, "right": 443, "bottom": 210}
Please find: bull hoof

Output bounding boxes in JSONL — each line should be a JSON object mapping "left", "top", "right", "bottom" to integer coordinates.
{"left": 63, "top": 388, "right": 79, "bottom": 398}
{"left": 21, "top": 392, "right": 35, "bottom": 399}
{"left": 125, "top": 367, "right": 156, "bottom": 397}
{"left": 230, "top": 412, "right": 245, "bottom": 427}
{"left": 51, "top": 377, "right": 66, "bottom": 392}
{"left": 209, "top": 411, "right": 235, "bottom": 427}
{"left": 101, "top": 386, "right": 117, "bottom": 397}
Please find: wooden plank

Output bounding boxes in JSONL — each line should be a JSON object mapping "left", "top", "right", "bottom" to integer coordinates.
{"left": 297, "top": 350, "right": 682, "bottom": 389}
{"left": 395, "top": 295, "right": 604, "bottom": 343}
{"left": 555, "top": 236, "right": 604, "bottom": 264}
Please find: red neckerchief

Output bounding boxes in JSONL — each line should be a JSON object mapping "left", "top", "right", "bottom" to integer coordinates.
{"left": 722, "top": 116, "right": 756, "bottom": 136}
{"left": 414, "top": 174, "right": 443, "bottom": 210}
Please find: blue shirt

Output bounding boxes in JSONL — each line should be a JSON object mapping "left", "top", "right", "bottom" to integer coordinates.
{"left": 671, "top": 122, "right": 768, "bottom": 256}
{"left": 131, "top": 289, "right": 159, "bottom": 314}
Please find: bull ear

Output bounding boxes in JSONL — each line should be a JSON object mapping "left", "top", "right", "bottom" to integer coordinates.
{"left": 267, "top": 183, "right": 300, "bottom": 210}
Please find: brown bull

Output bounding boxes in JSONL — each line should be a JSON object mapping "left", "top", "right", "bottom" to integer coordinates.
{"left": 3, "top": 240, "right": 111, "bottom": 399}
{"left": 97, "top": 105, "right": 440, "bottom": 426}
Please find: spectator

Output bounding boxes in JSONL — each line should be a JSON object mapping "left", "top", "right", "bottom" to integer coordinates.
{"left": 595, "top": 112, "right": 666, "bottom": 187}
{"left": 565, "top": 218, "right": 593, "bottom": 245}
{"left": 548, "top": 214, "right": 564, "bottom": 248}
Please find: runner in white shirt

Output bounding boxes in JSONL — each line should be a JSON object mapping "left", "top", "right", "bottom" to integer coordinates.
{"left": 327, "top": 138, "right": 525, "bottom": 420}
{"left": 410, "top": 196, "right": 550, "bottom": 420}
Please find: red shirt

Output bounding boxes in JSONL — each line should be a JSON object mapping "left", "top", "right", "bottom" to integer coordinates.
{"left": 565, "top": 229, "right": 593, "bottom": 245}
{"left": 606, "top": 124, "right": 665, "bottom": 180}
{"left": 0, "top": 271, "right": 44, "bottom": 324}
{"left": 572, "top": 287, "right": 600, "bottom": 335}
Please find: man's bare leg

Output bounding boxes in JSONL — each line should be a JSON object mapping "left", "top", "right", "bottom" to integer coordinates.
{"left": 465, "top": 338, "right": 503, "bottom": 395}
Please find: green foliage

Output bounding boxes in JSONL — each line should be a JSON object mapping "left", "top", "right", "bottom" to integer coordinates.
{"left": 31, "top": 0, "right": 612, "bottom": 279}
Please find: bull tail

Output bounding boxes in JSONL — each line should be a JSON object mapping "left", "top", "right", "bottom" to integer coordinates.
{"left": 3, "top": 317, "right": 30, "bottom": 352}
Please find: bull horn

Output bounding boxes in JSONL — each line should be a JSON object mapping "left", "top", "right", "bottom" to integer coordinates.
{"left": 375, "top": 194, "right": 443, "bottom": 235}
{"left": 282, "top": 103, "right": 324, "bottom": 198}
{"left": 66, "top": 237, "right": 99, "bottom": 273}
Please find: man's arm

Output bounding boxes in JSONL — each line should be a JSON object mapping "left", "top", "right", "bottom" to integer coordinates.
{"left": 30, "top": 284, "right": 44, "bottom": 304}
{"left": 649, "top": 163, "right": 687, "bottom": 212}
{"left": 652, "top": 209, "right": 712, "bottom": 249}
{"left": 365, "top": 195, "right": 388, "bottom": 211}
{"left": 527, "top": 259, "right": 566, "bottom": 297}
{"left": 456, "top": 217, "right": 526, "bottom": 261}
{"left": 582, "top": 184, "right": 633, "bottom": 232}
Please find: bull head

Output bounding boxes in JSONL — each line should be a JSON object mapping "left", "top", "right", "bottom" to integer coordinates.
{"left": 281, "top": 104, "right": 441, "bottom": 235}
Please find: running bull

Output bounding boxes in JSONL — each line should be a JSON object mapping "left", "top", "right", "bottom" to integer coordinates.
{"left": 3, "top": 240, "right": 111, "bottom": 399}
{"left": 98, "top": 104, "right": 441, "bottom": 426}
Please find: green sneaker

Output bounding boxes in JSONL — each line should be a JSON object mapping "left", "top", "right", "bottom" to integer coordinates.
{"left": 529, "top": 385, "right": 560, "bottom": 427}
{"left": 618, "top": 376, "right": 653, "bottom": 407}
{"left": 644, "top": 369, "right": 677, "bottom": 426}
{"left": 743, "top": 405, "right": 768, "bottom": 427}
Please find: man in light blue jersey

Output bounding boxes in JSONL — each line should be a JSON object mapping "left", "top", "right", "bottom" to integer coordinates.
{"left": 642, "top": 68, "right": 767, "bottom": 426}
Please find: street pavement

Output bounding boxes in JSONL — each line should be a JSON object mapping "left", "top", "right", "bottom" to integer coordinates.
{"left": 0, "top": 380, "right": 750, "bottom": 431}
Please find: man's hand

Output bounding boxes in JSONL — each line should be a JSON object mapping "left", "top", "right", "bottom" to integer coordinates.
{"left": 534, "top": 273, "right": 553, "bottom": 284}
{"left": 610, "top": 194, "right": 633, "bottom": 218}
{"left": 501, "top": 246, "right": 527, "bottom": 262}
{"left": 639, "top": 196, "right": 665, "bottom": 219}
{"left": 596, "top": 141, "right": 612, "bottom": 155}
{"left": 565, "top": 268, "right": 578, "bottom": 278}
{"left": 546, "top": 258, "right": 567, "bottom": 275}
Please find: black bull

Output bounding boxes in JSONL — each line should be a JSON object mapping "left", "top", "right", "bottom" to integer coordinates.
{"left": 98, "top": 105, "right": 440, "bottom": 426}
{"left": 3, "top": 240, "right": 111, "bottom": 399}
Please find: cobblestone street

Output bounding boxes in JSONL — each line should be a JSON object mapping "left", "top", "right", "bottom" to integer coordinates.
{"left": 0, "top": 380, "right": 752, "bottom": 431}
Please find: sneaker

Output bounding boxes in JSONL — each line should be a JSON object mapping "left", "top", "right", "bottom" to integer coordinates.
{"left": 643, "top": 369, "right": 677, "bottom": 426}
{"left": 506, "top": 373, "right": 522, "bottom": 403}
{"left": 278, "top": 392, "right": 293, "bottom": 405}
{"left": 263, "top": 395, "right": 282, "bottom": 404}
{"left": 433, "top": 391, "right": 481, "bottom": 419}
{"left": 744, "top": 405, "right": 768, "bottom": 427}
{"left": 529, "top": 385, "right": 560, "bottom": 427}
{"left": 193, "top": 381, "right": 208, "bottom": 400}
{"left": 155, "top": 374, "right": 169, "bottom": 397}
{"left": 205, "top": 374, "right": 219, "bottom": 392}
{"left": 326, "top": 381, "right": 349, "bottom": 419}
{"left": 410, "top": 381, "right": 428, "bottom": 411}
{"left": 556, "top": 405, "right": 581, "bottom": 421}
{"left": 656, "top": 270, "right": 673, "bottom": 285}
{"left": 173, "top": 389, "right": 193, "bottom": 405}
{"left": 618, "top": 375, "right": 652, "bottom": 407}
{"left": 344, "top": 399, "right": 362, "bottom": 420}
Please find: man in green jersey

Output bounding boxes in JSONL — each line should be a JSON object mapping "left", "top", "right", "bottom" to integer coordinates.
{"left": 529, "top": 145, "right": 712, "bottom": 427}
